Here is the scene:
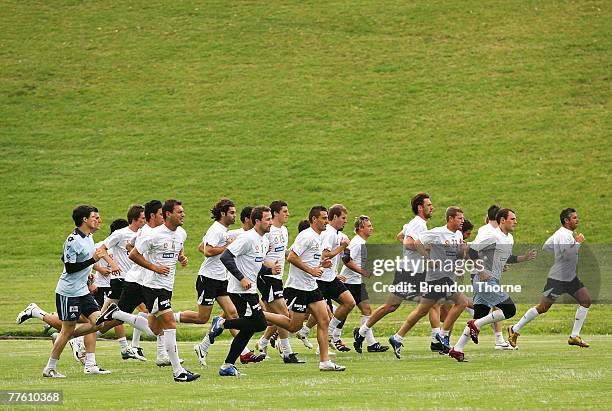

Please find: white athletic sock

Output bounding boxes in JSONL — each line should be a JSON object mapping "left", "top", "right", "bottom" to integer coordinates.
{"left": 132, "top": 312, "right": 148, "bottom": 348}
{"left": 32, "top": 306, "right": 47, "bottom": 320}
{"left": 332, "top": 328, "right": 342, "bottom": 341}
{"left": 300, "top": 325, "right": 311, "bottom": 337}
{"left": 365, "top": 329, "right": 377, "bottom": 346}
{"left": 241, "top": 346, "right": 251, "bottom": 356}
{"left": 393, "top": 333, "right": 404, "bottom": 343}
{"left": 174, "top": 312, "right": 181, "bottom": 323}
{"left": 513, "top": 307, "right": 539, "bottom": 333}
{"left": 441, "top": 329, "right": 449, "bottom": 338}
{"left": 199, "top": 334, "right": 211, "bottom": 352}
{"left": 46, "top": 358, "right": 58, "bottom": 369}
{"left": 259, "top": 337, "right": 269, "bottom": 348}
{"left": 279, "top": 338, "right": 292, "bottom": 356}
{"left": 85, "top": 353, "right": 96, "bottom": 367}
{"left": 157, "top": 335, "right": 167, "bottom": 359}
{"left": 454, "top": 326, "right": 471, "bottom": 352}
{"left": 320, "top": 360, "right": 334, "bottom": 367}
{"left": 494, "top": 331, "right": 504, "bottom": 344}
{"left": 431, "top": 327, "right": 441, "bottom": 342}
{"left": 328, "top": 317, "right": 341, "bottom": 339}
{"left": 118, "top": 336, "right": 128, "bottom": 351}
{"left": 112, "top": 311, "right": 155, "bottom": 337}
{"left": 464, "top": 307, "right": 474, "bottom": 317}
{"left": 571, "top": 306, "right": 589, "bottom": 338}
{"left": 358, "top": 323, "right": 370, "bottom": 338}
{"left": 163, "top": 329, "right": 184, "bottom": 376}
{"left": 474, "top": 310, "right": 505, "bottom": 329}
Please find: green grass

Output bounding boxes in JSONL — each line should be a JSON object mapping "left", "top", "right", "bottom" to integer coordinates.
{"left": 1, "top": 336, "right": 610, "bottom": 410}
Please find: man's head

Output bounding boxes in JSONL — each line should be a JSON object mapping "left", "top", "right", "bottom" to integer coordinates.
{"left": 461, "top": 219, "right": 474, "bottom": 240}
{"left": 211, "top": 198, "right": 236, "bottom": 226}
{"left": 445, "top": 206, "right": 464, "bottom": 232}
{"left": 270, "top": 200, "right": 289, "bottom": 225}
{"left": 251, "top": 206, "right": 272, "bottom": 235}
{"left": 411, "top": 192, "right": 432, "bottom": 219}
{"left": 308, "top": 206, "right": 328, "bottom": 233}
{"left": 496, "top": 208, "right": 517, "bottom": 233}
{"left": 354, "top": 215, "right": 373, "bottom": 238}
{"left": 110, "top": 218, "right": 129, "bottom": 234}
{"left": 560, "top": 208, "right": 579, "bottom": 231}
{"left": 297, "top": 219, "right": 310, "bottom": 233}
{"left": 144, "top": 200, "right": 164, "bottom": 226}
{"left": 72, "top": 205, "right": 100, "bottom": 233}
{"left": 127, "top": 204, "right": 146, "bottom": 229}
{"left": 487, "top": 205, "right": 500, "bottom": 223}
{"left": 328, "top": 204, "right": 348, "bottom": 230}
{"left": 240, "top": 206, "right": 254, "bottom": 230}
{"left": 163, "top": 199, "right": 184, "bottom": 228}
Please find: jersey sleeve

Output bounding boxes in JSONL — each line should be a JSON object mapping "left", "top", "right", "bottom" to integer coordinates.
{"left": 321, "top": 232, "right": 335, "bottom": 251}
{"left": 103, "top": 231, "right": 121, "bottom": 250}
{"left": 135, "top": 233, "right": 153, "bottom": 254}
{"left": 205, "top": 228, "right": 224, "bottom": 247}
{"left": 404, "top": 221, "right": 423, "bottom": 240}
{"left": 418, "top": 230, "right": 438, "bottom": 246}
{"left": 64, "top": 237, "right": 83, "bottom": 263}
{"left": 291, "top": 233, "right": 309, "bottom": 257}
{"left": 470, "top": 234, "right": 495, "bottom": 252}
{"left": 227, "top": 235, "right": 249, "bottom": 256}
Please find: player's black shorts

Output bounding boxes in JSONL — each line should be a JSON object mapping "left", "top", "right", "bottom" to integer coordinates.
{"left": 346, "top": 283, "right": 369, "bottom": 305}
{"left": 107, "top": 278, "right": 125, "bottom": 300}
{"left": 118, "top": 281, "right": 146, "bottom": 313}
{"left": 542, "top": 276, "right": 585, "bottom": 301}
{"left": 196, "top": 275, "right": 229, "bottom": 306}
{"left": 421, "top": 277, "right": 456, "bottom": 303}
{"left": 316, "top": 277, "right": 348, "bottom": 301}
{"left": 56, "top": 293, "right": 100, "bottom": 321}
{"left": 229, "top": 293, "right": 263, "bottom": 317}
{"left": 257, "top": 275, "right": 284, "bottom": 303}
{"left": 392, "top": 270, "right": 425, "bottom": 301}
{"left": 283, "top": 287, "right": 324, "bottom": 313}
{"left": 93, "top": 286, "right": 111, "bottom": 307}
{"left": 143, "top": 287, "right": 172, "bottom": 315}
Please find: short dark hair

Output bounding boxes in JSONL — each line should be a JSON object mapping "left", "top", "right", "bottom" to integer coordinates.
{"left": 328, "top": 204, "right": 347, "bottom": 221}
{"left": 269, "top": 200, "right": 288, "bottom": 218}
{"left": 411, "top": 192, "right": 430, "bottom": 215}
{"left": 211, "top": 198, "right": 235, "bottom": 221}
{"left": 127, "top": 204, "right": 145, "bottom": 224}
{"left": 496, "top": 208, "right": 515, "bottom": 224}
{"left": 110, "top": 218, "right": 128, "bottom": 234}
{"left": 560, "top": 208, "right": 576, "bottom": 225}
{"left": 297, "top": 219, "right": 310, "bottom": 233}
{"left": 462, "top": 219, "right": 474, "bottom": 232}
{"left": 250, "top": 206, "right": 271, "bottom": 225}
{"left": 144, "top": 200, "right": 162, "bottom": 222}
{"left": 445, "top": 206, "right": 463, "bottom": 221}
{"left": 162, "top": 199, "right": 182, "bottom": 220}
{"left": 308, "top": 206, "right": 327, "bottom": 223}
{"left": 487, "top": 205, "right": 500, "bottom": 222}
{"left": 72, "top": 205, "right": 98, "bottom": 227}
{"left": 240, "top": 206, "right": 254, "bottom": 223}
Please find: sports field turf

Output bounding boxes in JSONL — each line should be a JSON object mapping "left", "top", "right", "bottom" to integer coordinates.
{"left": 1, "top": 336, "right": 610, "bottom": 410}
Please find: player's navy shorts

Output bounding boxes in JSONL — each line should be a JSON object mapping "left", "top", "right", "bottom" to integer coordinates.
{"left": 257, "top": 275, "right": 284, "bottom": 303}
{"left": 346, "top": 283, "right": 369, "bottom": 305}
{"left": 283, "top": 287, "right": 324, "bottom": 313}
{"left": 421, "top": 277, "right": 457, "bottom": 303}
{"left": 56, "top": 293, "right": 100, "bottom": 321}
{"left": 107, "top": 278, "right": 125, "bottom": 300}
{"left": 229, "top": 293, "right": 263, "bottom": 317}
{"left": 543, "top": 276, "right": 585, "bottom": 301}
{"left": 143, "top": 287, "right": 172, "bottom": 315}
{"left": 93, "top": 286, "right": 111, "bottom": 307}
{"left": 196, "top": 275, "right": 229, "bottom": 306}
{"left": 118, "top": 281, "right": 146, "bottom": 313}
{"left": 316, "top": 277, "right": 348, "bottom": 301}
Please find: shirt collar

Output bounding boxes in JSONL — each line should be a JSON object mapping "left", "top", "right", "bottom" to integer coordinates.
{"left": 74, "top": 228, "right": 88, "bottom": 238}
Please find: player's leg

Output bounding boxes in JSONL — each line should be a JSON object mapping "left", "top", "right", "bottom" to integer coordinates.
{"left": 357, "top": 292, "right": 402, "bottom": 340}
{"left": 329, "top": 288, "right": 356, "bottom": 351}
{"left": 568, "top": 282, "right": 591, "bottom": 347}
{"left": 388, "top": 299, "right": 434, "bottom": 359}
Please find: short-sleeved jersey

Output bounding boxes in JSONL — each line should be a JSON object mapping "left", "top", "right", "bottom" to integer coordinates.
{"left": 264, "top": 224, "right": 289, "bottom": 280}
{"left": 103, "top": 226, "right": 139, "bottom": 279}
{"left": 124, "top": 224, "right": 154, "bottom": 284}
{"left": 198, "top": 221, "right": 230, "bottom": 281}
{"left": 286, "top": 227, "right": 323, "bottom": 291}
{"left": 470, "top": 227, "right": 514, "bottom": 280}
{"left": 138, "top": 225, "right": 187, "bottom": 291}
{"left": 226, "top": 229, "right": 269, "bottom": 294}
{"left": 93, "top": 241, "right": 111, "bottom": 288}
{"left": 401, "top": 216, "right": 427, "bottom": 273}
{"left": 543, "top": 227, "right": 580, "bottom": 281}
{"left": 56, "top": 228, "right": 95, "bottom": 297}
{"left": 340, "top": 234, "right": 367, "bottom": 285}
{"left": 227, "top": 227, "right": 247, "bottom": 240}
{"left": 320, "top": 225, "right": 344, "bottom": 282}
{"left": 419, "top": 226, "right": 464, "bottom": 281}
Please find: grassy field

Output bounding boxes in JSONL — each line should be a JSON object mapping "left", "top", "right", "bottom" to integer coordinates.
{"left": 1, "top": 336, "right": 610, "bottom": 410}
{"left": 1, "top": 0, "right": 610, "bottom": 409}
